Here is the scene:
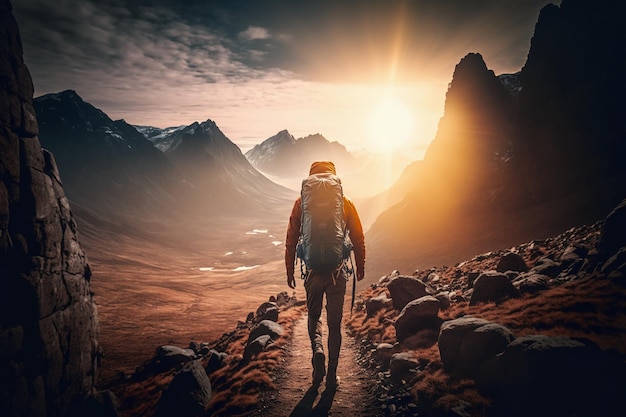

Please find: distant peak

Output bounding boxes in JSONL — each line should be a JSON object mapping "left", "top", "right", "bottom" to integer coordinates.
{"left": 37, "top": 89, "right": 84, "bottom": 102}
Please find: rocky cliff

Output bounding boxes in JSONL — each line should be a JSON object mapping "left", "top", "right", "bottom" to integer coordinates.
{"left": 366, "top": 0, "right": 626, "bottom": 280}
{"left": 0, "top": 1, "right": 99, "bottom": 416}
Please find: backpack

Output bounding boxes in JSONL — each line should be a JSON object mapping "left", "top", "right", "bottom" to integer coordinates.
{"left": 297, "top": 172, "right": 351, "bottom": 273}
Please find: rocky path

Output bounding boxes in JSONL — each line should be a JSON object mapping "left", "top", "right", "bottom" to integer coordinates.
{"left": 254, "top": 311, "right": 380, "bottom": 417}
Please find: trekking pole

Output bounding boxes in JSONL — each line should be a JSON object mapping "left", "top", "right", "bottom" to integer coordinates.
{"left": 349, "top": 251, "right": 356, "bottom": 318}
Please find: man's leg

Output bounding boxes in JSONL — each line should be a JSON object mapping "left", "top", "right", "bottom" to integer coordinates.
{"left": 305, "top": 273, "right": 325, "bottom": 384}
{"left": 325, "top": 271, "right": 346, "bottom": 387}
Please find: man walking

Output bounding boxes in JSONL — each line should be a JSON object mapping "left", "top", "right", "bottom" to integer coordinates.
{"left": 285, "top": 161, "right": 366, "bottom": 388}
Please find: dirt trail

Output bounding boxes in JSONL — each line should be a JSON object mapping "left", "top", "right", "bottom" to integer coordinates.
{"left": 254, "top": 312, "right": 380, "bottom": 417}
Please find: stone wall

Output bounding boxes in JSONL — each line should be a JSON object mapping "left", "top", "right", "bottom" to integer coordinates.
{"left": 0, "top": 1, "right": 100, "bottom": 416}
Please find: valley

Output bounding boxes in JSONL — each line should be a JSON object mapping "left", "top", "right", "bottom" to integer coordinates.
{"left": 78, "top": 210, "right": 306, "bottom": 384}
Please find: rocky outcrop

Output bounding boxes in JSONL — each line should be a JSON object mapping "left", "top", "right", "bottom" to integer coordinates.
{"left": 0, "top": 1, "right": 99, "bottom": 416}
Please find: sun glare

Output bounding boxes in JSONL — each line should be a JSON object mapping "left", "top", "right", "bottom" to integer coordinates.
{"left": 366, "top": 96, "right": 416, "bottom": 153}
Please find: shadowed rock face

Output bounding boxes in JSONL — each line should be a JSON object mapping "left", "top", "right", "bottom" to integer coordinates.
{"left": 0, "top": 1, "right": 99, "bottom": 416}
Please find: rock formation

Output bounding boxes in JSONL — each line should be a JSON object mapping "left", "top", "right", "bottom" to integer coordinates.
{"left": 0, "top": 1, "right": 99, "bottom": 416}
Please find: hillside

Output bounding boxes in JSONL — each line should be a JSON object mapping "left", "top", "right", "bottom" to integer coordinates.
{"left": 102, "top": 198, "right": 626, "bottom": 417}
{"left": 365, "top": 0, "right": 626, "bottom": 281}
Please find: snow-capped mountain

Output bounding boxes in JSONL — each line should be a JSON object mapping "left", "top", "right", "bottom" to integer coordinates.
{"left": 140, "top": 119, "right": 296, "bottom": 214}
{"left": 244, "top": 130, "right": 412, "bottom": 199}
{"left": 34, "top": 91, "right": 294, "bottom": 220}
{"left": 245, "top": 130, "right": 353, "bottom": 178}
{"left": 34, "top": 90, "right": 185, "bottom": 217}
{"left": 134, "top": 124, "right": 187, "bottom": 152}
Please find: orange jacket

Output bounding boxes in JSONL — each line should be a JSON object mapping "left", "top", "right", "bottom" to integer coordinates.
{"left": 285, "top": 194, "right": 365, "bottom": 279}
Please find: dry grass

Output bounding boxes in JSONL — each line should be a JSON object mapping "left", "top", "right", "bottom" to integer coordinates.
{"left": 107, "top": 300, "right": 305, "bottom": 417}
{"left": 346, "top": 222, "right": 626, "bottom": 416}
{"left": 203, "top": 304, "right": 305, "bottom": 416}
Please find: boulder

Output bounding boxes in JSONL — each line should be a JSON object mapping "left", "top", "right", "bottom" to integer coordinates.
{"left": 496, "top": 252, "right": 529, "bottom": 273}
{"left": 155, "top": 360, "right": 212, "bottom": 417}
{"left": 244, "top": 335, "right": 272, "bottom": 360}
{"left": 469, "top": 271, "right": 520, "bottom": 305}
{"left": 438, "top": 316, "right": 493, "bottom": 373}
{"left": 156, "top": 345, "right": 197, "bottom": 368}
{"left": 601, "top": 247, "right": 626, "bottom": 283}
{"left": 513, "top": 273, "right": 550, "bottom": 294}
{"left": 205, "top": 349, "right": 227, "bottom": 374}
{"left": 394, "top": 296, "right": 441, "bottom": 342}
{"left": 530, "top": 257, "right": 562, "bottom": 278}
{"left": 248, "top": 320, "right": 284, "bottom": 343}
{"left": 458, "top": 323, "right": 515, "bottom": 377}
{"left": 387, "top": 276, "right": 430, "bottom": 310}
{"left": 599, "top": 198, "right": 626, "bottom": 258}
{"left": 366, "top": 293, "right": 391, "bottom": 316}
{"left": 476, "top": 335, "right": 626, "bottom": 417}
{"left": 389, "top": 352, "right": 420, "bottom": 382}
{"left": 255, "top": 301, "right": 279, "bottom": 322}
{"left": 373, "top": 343, "right": 395, "bottom": 368}
{"left": 434, "top": 292, "right": 451, "bottom": 310}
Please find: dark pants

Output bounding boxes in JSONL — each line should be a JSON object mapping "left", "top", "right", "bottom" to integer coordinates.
{"left": 304, "top": 270, "right": 346, "bottom": 368}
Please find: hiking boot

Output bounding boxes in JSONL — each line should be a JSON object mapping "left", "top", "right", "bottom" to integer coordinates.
{"left": 312, "top": 350, "right": 326, "bottom": 385}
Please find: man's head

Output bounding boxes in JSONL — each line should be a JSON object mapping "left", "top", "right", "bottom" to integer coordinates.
{"left": 309, "top": 161, "right": 336, "bottom": 175}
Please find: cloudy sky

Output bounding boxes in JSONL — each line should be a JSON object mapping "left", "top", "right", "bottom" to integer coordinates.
{"left": 14, "top": 0, "right": 551, "bottom": 155}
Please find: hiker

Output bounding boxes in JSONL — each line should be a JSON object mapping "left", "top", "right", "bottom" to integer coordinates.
{"left": 285, "top": 161, "right": 366, "bottom": 388}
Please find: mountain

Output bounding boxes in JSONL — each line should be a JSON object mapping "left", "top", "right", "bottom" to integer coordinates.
{"left": 245, "top": 130, "right": 355, "bottom": 178}
{"left": 34, "top": 90, "right": 186, "bottom": 219}
{"left": 515, "top": 0, "right": 626, "bottom": 209}
{"left": 34, "top": 92, "right": 295, "bottom": 223}
{"left": 147, "top": 119, "right": 295, "bottom": 216}
{"left": 134, "top": 124, "right": 187, "bottom": 152}
{"left": 365, "top": 0, "right": 626, "bottom": 281}
{"left": 245, "top": 130, "right": 412, "bottom": 199}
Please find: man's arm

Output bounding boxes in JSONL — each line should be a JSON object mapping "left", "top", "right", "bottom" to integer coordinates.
{"left": 285, "top": 197, "right": 302, "bottom": 288}
{"left": 344, "top": 196, "right": 366, "bottom": 280}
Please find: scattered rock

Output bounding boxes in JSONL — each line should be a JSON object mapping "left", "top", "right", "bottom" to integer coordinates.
{"left": 255, "top": 301, "right": 279, "bottom": 322}
{"left": 469, "top": 271, "right": 520, "bottom": 305}
{"left": 248, "top": 320, "right": 284, "bottom": 343}
{"left": 366, "top": 293, "right": 392, "bottom": 316}
{"left": 438, "top": 316, "right": 493, "bottom": 374}
{"left": 394, "top": 296, "right": 441, "bottom": 342}
{"left": 387, "top": 276, "right": 431, "bottom": 310}
{"left": 389, "top": 352, "right": 420, "bottom": 382}
{"left": 205, "top": 350, "right": 227, "bottom": 374}
{"left": 155, "top": 360, "right": 212, "bottom": 417}
{"left": 458, "top": 323, "right": 515, "bottom": 377}
{"left": 496, "top": 252, "right": 529, "bottom": 273}
{"left": 530, "top": 257, "right": 562, "bottom": 278}
{"left": 374, "top": 343, "right": 395, "bottom": 368}
{"left": 244, "top": 335, "right": 272, "bottom": 360}
{"left": 476, "top": 335, "right": 625, "bottom": 417}
{"left": 156, "top": 345, "right": 197, "bottom": 368}
{"left": 599, "top": 198, "right": 626, "bottom": 258}
{"left": 513, "top": 273, "right": 550, "bottom": 294}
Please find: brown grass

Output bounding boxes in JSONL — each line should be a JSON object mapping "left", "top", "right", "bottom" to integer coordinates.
{"left": 346, "top": 222, "right": 626, "bottom": 416}
{"left": 107, "top": 300, "right": 305, "bottom": 417}
{"left": 204, "top": 304, "right": 305, "bottom": 416}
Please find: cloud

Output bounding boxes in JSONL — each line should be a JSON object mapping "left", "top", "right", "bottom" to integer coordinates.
{"left": 239, "top": 26, "right": 271, "bottom": 41}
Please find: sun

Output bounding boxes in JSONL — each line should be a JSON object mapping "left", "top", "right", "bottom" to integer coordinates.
{"left": 366, "top": 96, "right": 416, "bottom": 153}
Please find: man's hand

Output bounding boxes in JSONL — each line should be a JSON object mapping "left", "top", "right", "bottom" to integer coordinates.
{"left": 287, "top": 274, "right": 296, "bottom": 289}
{"left": 357, "top": 268, "right": 365, "bottom": 281}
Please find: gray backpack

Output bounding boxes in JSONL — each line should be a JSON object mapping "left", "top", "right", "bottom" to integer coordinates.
{"left": 297, "top": 172, "right": 351, "bottom": 273}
